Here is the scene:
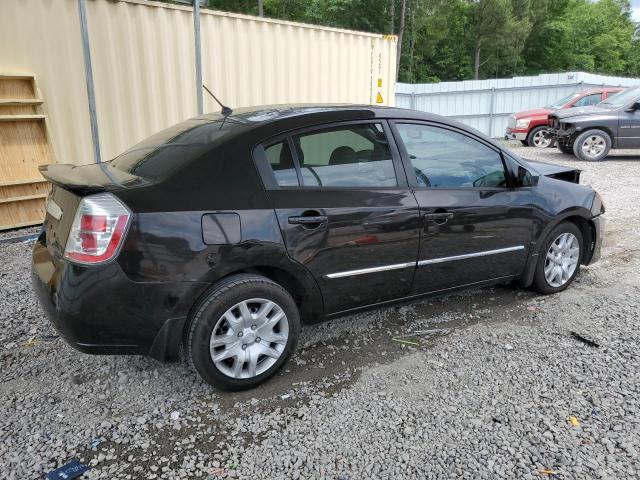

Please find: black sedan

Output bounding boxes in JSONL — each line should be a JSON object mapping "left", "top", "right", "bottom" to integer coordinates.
{"left": 32, "top": 105, "right": 604, "bottom": 390}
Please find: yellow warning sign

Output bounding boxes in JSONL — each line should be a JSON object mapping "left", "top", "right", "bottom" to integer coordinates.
{"left": 376, "top": 92, "right": 384, "bottom": 103}
{"left": 377, "top": 78, "right": 383, "bottom": 88}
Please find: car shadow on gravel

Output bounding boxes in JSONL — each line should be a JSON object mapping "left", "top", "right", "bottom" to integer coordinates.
{"left": 221, "top": 281, "right": 542, "bottom": 407}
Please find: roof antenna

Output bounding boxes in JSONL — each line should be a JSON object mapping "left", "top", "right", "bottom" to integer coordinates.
{"left": 203, "top": 84, "right": 233, "bottom": 116}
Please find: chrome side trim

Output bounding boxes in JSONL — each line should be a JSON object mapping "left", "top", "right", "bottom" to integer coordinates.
{"left": 417, "top": 245, "right": 525, "bottom": 266}
{"left": 325, "top": 262, "right": 415, "bottom": 279}
{"left": 324, "top": 246, "right": 525, "bottom": 279}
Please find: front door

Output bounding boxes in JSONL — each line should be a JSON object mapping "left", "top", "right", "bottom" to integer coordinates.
{"left": 618, "top": 107, "right": 640, "bottom": 148}
{"left": 255, "top": 121, "right": 421, "bottom": 314}
{"left": 390, "top": 121, "right": 533, "bottom": 294}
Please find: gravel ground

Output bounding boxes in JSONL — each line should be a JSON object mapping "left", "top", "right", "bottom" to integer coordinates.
{"left": 2, "top": 143, "right": 640, "bottom": 479}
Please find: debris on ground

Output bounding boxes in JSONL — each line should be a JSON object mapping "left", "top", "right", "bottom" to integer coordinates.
{"left": 46, "top": 459, "right": 90, "bottom": 480}
{"left": 538, "top": 468, "right": 558, "bottom": 476}
{"left": 391, "top": 337, "right": 420, "bottom": 346}
{"left": 396, "top": 328, "right": 452, "bottom": 339}
{"left": 568, "top": 415, "right": 580, "bottom": 427}
{"left": 570, "top": 331, "right": 600, "bottom": 348}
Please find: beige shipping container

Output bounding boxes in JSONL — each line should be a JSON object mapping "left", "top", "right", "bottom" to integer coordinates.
{"left": 0, "top": 0, "right": 397, "bottom": 165}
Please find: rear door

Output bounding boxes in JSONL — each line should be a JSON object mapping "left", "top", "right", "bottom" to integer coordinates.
{"left": 390, "top": 121, "right": 533, "bottom": 294}
{"left": 254, "top": 120, "right": 421, "bottom": 314}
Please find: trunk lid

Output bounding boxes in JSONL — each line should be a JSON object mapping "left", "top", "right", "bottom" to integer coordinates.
{"left": 39, "top": 163, "right": 146, "bottom": 195}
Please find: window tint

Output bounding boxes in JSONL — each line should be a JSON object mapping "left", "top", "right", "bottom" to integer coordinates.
{"left": 396, "top": 124, "right": 507, "bottom": 188}
{"left": 573, "top": 94, "right": 601, "bottom": 107}
{"left": 264, "top": 141, "right": 298, "bottom": 186}
{"left": 293, "top": 123, "right": 397, "bottom": 187}
{"left": 111, "top": 116, "right": 246, "bottom": 180}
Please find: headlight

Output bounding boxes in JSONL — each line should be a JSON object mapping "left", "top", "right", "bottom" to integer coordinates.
{"left": 515, "top": 118, "right": 530, "bottom": 128}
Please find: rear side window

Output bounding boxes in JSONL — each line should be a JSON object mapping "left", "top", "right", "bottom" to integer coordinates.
{"left": 292, "top": 123, "right": 397, "bottom": 187}
{"left": 264, "top": 141, "right": 298, "bottom": 187}
{"left": 396, "top": 123, "right": 507, "bottom": 188}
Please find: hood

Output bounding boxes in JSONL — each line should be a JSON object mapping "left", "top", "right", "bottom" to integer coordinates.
{"left": 551, "top": 105, "right": 613, "bottom": 120}
{"left": 514, "top": 107, "right": 553, "bottom": 119}
{"left": 39, "top": 162, "right": 148, "bottom": 196}
{"left": 524, "top": 159, "right": 581, "bottom": 184}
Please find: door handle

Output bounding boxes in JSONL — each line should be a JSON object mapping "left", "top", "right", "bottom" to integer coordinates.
{"left": 424, "top": 211, "right": 454, "bottom": 225}
{"left": 423, "top": 212, "right": 454, "bottom": 220}
{"left": 288, "top": 213, "right": 328, "bottom": 228}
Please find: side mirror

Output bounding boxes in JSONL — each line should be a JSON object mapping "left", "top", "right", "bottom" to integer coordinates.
{"left": 626, "top": 101, "right": 640, "bottom": 112}
{"left": 518, "top": 166, "right": 538, "bottom": 187}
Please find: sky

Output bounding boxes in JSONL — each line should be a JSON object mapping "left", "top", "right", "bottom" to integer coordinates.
{"left": 632, "top": 0, "right": 640, "bottom": 22}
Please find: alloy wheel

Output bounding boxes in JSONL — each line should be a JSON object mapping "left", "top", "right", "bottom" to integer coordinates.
{"left": 209, "top": 298, "right": 289, "bottom": 379}
{"left": 544, "top": 233, "right": 580, "bottom": 288}
{"left": 580, "top": 135, "right": 606, "bottom": 159}
{"left": 532, "top": 129, "right": 552, "bottom": 148}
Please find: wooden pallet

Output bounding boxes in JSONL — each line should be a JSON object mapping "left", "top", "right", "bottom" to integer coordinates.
{"left": 0, "top": 74, "right": 56, "bottom": 230}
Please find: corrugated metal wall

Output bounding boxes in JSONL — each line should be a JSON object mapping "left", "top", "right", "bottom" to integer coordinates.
{"left": 0, "top": 0, "right": 93, "bottom": 165}
{"left": 396, "top": 72, "right": 640, "bottom": 137}
{"left": 0, "top": 0, "right": 396, "bottom": 165}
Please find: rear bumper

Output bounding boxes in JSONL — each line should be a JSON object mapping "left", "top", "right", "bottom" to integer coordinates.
{"left": 31, "top": 232, "right": 208, "bottom": 360}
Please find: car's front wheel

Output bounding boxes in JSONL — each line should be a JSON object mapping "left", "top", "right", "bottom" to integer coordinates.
{"left": 573, "top": 129, "right": 611, "bottom": 161}
{"left": 186, "top": 274, "right": 300, "bottom": 391}
{"left": 533, "top": 222, "right": 583, "bottom": 294}
{"left": 526, "top": 126, "right": 554, "bottom": 148}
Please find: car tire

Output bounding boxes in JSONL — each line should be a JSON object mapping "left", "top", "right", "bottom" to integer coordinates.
{"left": 557, "top": 141, "right": 574, "bottom": 155}
{"left": 532, "top": 222, "right": 583, "bottom": 294}
{"left": 185, "top": 274, "right": 300, "bottom": 391}
{"left": 573, "top": 129, "right": 611, "bottom": 161}
{"left": 520, "top": 140, "right": 529, "bottom": 147}
{"left": 526, "top": 126, "right": 554, "bottom": 148}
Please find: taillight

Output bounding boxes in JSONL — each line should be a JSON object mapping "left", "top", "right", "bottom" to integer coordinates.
{"left": 64, "top": 193, "right": 130, "bottom": 264}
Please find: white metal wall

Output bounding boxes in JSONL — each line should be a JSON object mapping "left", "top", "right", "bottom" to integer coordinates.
{"left": 396, "top": 72, "right": 640, "bottom": 138}
{"left": 0, "top": 0, "right": 397, "bottom": 165}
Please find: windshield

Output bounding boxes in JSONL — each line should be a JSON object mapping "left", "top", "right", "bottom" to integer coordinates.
{"left": 547, "top": 92, "right": 580, "bottom": 109}
{"left": 600, "top": 87, "right": 640, "bottom": 108}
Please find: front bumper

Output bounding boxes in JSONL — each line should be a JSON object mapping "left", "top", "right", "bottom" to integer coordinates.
{"left": 505, "top": 127, "right": 527, "bottom": 141}
{"left": 586, "top": 215, "right": 604, "bottom": 265}
{"left": 31, "top": 232, "right": 207, "bottom": 360}
{"left": 545, "top": 127, "right": 575, "bottom": 140}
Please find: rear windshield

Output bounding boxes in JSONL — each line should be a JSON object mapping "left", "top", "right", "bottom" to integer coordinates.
{"left": 600, "top": 87, "right": 640, "bottom": 108}
{"left": 110, "top": 116, "right": 248, "bottom": 180}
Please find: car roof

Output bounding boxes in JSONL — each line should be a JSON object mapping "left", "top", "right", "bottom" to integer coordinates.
{"left": 194, "top": 104, "right": 444, "bottom": 125}
{"left": 191, "top": 103, "right": 493, "bottom": 142}
{"left": 580, "top": 87, "right": 624, "bottom": 94}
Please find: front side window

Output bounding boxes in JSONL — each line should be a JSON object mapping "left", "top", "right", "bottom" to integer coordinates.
{"left": 292, "top": 123, "right": 397, "bottom": 188}
{"left": 396, "top": 123, "right": 507, "bottom": 189}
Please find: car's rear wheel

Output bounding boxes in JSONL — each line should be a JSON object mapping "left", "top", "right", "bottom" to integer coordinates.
{"left": 526, "top": 126, "right": 554, "bottom": 148}
{"left": 573, "top": 129, "right": 611, "bottom": 161}
{"left": 532, "top": 222, "right": 583, "bottom": 294}
{"left": 186, "top": 274, "right": 300, "bottom": 390}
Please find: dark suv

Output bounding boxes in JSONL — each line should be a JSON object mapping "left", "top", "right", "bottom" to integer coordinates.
{"left": 33, "top": 105, "right": 604, "bottom": 390}
{"left": 548, "top": 86, "right": 640, "bottom": 161}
